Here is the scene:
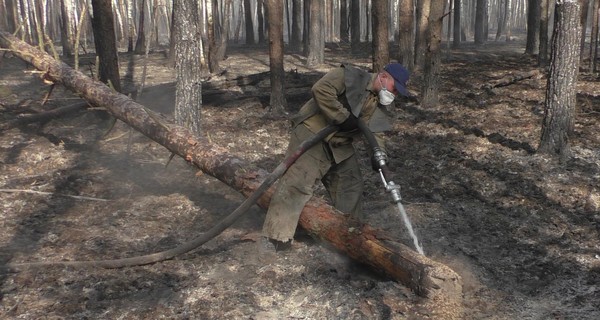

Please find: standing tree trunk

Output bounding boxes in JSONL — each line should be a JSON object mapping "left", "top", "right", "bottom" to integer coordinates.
{"left": 207, "top": 0, "right": 221, "bottom": 74}
{"left": 578, "top": 0, "right": 590, "bottom": 63}
{"left": 59, "top": 0, "right": 74, "bottom": 57}
{"left": 215, "top": 0, "right": 232, "bottom": 64}
{"left": 257, "top": 0, "right": 266, "bottom": 44}
{"left": 340, "top": 0, "right": 349, "bottom": 43}
{"left": 474, "top": 0, "right": 487, "bottom": 44}
{"left": 265, "top": 0, "right": 287, "bottom": 114}
{"left": 421, "top": 0, "right": 444, "bottom": 108}
{"left": 290, "top": 0, "right": 302, "bottom": 51}
{"left": 398, "top": 0, "right": 415, "bottom": 67}
{"left": 4, "top": 0, "right": 18, "bottom": 33}
{"left": 589, "top": 0, "right": 600, "bottom": 72}
{"left": 350, "top": 0, "right": 361, "bottom": 53}
{"left": 415, "top": 0, "right": 431, "bottom": 68}
{"left": 173, "top": 0, "right": 203, "bottom": 136}
{"left": 495, "top": 0, "right": 505, "bottom": 41}
{"left": 505, "top": 0, "right": 512, "bottom": 41}
{"left": 539, "top": 0, "right": 581, "bottom": 162}
{"left": 166, "top": 0, "right": 178, "bottom": 67}
{"left": 525, "top": 0, "right": 540, "bottom": 54}
{"left": 306, "top": 0, "right": 324, "bottom": 66}
{"left": 538, "top": 0, "right": 550, "bottom": 66}
{"left": 372, "top": 0, "right": 390, "bottom": 71}
{"left": 134, "top": 0, "right": 147, "bottom": 54}
{"left": 91, "top": 0, "right": 122, "bottom": 93}
{"left": 244, "top": 0, "right": 255, "bottom": 44}
{"left": 399, "top": 0, "right": 415, "bottom": 70}
{"left": 453, "top": 0, "right": 461, "bottom": 47}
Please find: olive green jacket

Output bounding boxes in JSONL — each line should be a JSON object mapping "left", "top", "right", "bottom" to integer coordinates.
{"left": 290, "top": 65, "right": 391, "bottom": 163}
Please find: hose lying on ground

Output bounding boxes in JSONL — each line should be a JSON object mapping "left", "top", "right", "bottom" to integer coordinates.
{"left": 1, "top": 125, "right": 339, "bottom": 273}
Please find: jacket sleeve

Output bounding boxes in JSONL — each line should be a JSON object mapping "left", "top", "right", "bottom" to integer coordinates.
{"left": 311, "top": 67, "right": 351, "bottom": 125}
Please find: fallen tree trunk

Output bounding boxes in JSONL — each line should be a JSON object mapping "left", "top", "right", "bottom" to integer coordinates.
{"left": 481, "top": 69, "right": 543, "bottom": 90}
{"left": 0, "top": 32, "right": 462, "bottom": 300}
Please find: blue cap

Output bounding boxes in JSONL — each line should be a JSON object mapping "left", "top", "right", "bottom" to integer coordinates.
{"left": 383, "top": 63, "right": 410, "bottom": 97}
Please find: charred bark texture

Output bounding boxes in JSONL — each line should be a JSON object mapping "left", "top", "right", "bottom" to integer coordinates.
{"left": 539, "top": 1, "right": 581, "bottom": 161}
{"left": 0, "top": 31, "right": 462, "bottom": 301}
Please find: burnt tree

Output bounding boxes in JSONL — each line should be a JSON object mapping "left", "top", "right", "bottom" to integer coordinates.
{"left": 539, "top": 0, "right": 581, "bottom": 161}
{"left": 290, "top": 0, "right": 303, "bottom": 51}
{"left": 306, "top": 0, "right": 324, "bottom": 66}
{"left": 350, "top": 0, "right": 361, "bottom": 53}
{"left": 372, "top": 0, "right": 390, "bottom": 71}
{"left": 173, "top": 0, "right": 203, "bottom": 135}
{"left": 265, "top": 0, "right": 287, "bottom": 114}
{"left": 525, "top": 0, "right": 541, "bottom": 55}
{"left": 134, "top": 0, "right": 147, "bottom": 54}
{"left": 398, "top": 0, "right": 415, "bottom": 70}
{"left": 421, "top": 0, "right": 444, "bottom": 108}
{"left": 244, "top": 0, "right": 255, "bottom": 44}
{"left": 90, "top": 0, "right": 122, "bottom": 92}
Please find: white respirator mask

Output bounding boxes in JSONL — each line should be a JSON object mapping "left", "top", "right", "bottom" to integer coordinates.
{"left": 378, "top": 74, "right": 395, "bottom": 106}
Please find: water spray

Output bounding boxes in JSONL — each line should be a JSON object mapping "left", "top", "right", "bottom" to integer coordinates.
{"left": 359, "top": 120, "right": 425, "bottom": 255}
{"left": 377, "top": 167, "right": 424, "bottom": 255}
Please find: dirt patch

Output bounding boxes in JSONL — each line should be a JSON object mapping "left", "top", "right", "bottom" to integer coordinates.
{"left": 1, "top": 41, "right": 599, "bottom": 319}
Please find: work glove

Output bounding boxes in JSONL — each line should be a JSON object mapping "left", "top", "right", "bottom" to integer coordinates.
{"left": 371, "top": 148, "right": 388, "bottom": 171}
{"left": 338, "top": 114, "right": 358, "bottom": 132}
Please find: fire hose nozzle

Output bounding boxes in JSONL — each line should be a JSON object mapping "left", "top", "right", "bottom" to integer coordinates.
{"left": 386, "top": 181, "right": 402, "bottom": 203}
{"left": 373, "top": 147, "right": 388, "bottom": 168}
{"left": 378, "top": 169, "right": 402, "bottom": 203}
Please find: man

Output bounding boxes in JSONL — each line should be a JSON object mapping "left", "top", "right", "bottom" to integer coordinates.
{"left": 260, "top": 63, "right": 410, "bottom": 251}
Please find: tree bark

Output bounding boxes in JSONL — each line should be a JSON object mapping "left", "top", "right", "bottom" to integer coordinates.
{"left": 421, "top": 0, "right": 444, "bottom": 108}
{"left": 399, "top": 0, "right": 415, "bottom": 70}
{"left": 350, "top": 0, "right": 361, "bottom": 53}
{"left": 372, "top": 0, "right": 390, "bottom": 71}
{"left": 244, "top": 0, "right": 255, "bottom": 44}
{"left": 538, "top": 0, "right": 550, "bottom": 66}
{"left": 340, "top": 0, "right": 349, "bottom": 43}
{"left": 173, "top": 0, "right": 203, "bottom": 136}
{"left": 415, "top": 0, "right": 431, "bottom": 68}
{"left": 525, "top": 0, "right": 540, "bottom": 55}
{"left": 134, "top": 0, "right": 147, "bottom": 54}
{"left": 578, "top": 0, "right": 590, "bottom": 64}
{"left": 59, "top": 0, "right": 74, "bottom": 58}
{"left": 0, "top": 31, "right": 462, "bottom": 301}
{"left": 306, "top": 0, "right": 324, "bottom": 66}
{"left": 453, "top": 0, "right": 462, "bottom": 47}
{"left": 539, "top": 0, "right": 581, "bottom": 161}
{"left": 589, "top": 0, "right": 600, "bottom": 72}
{"left": 265, "top": 0, "right": 287, "bottom": 114}
{"left": 257, "top": 0, "right": 266, "bottom": 44}
{"left": 91, "top": 0, "right": 122, "bottom": 92}
{"left": 290, "top": 0, "right": 302, "bottom": 51}
{"left": 474, "top": 0, "right": 487, "bottom": 44}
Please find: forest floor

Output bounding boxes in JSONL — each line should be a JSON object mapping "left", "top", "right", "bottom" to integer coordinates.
{"left": 1, "top": 39, "right": 599, "bottom": 319}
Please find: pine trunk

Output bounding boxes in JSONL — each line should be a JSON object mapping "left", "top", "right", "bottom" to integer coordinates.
{"left": 539, "top": 0, "right": 581, "bottom": 161}
{"left": 266, "top": 0, "right": 287, "bottom": 114}
{"left": 372, "top": 0, "right": 390, "bottom": 71}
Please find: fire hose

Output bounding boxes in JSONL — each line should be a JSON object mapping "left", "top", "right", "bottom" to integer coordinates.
{"left": 2, "top": 118, "right": 420, "bottom": 273}
{"left": 2, "top": 125, "right": 339, "bottom": 272}
{"left": 356, "top": 118, "right": 402, "bottom": 203}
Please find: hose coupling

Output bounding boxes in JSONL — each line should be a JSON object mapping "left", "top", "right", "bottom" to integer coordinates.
{"left": 373, "top": 147, "right": 388, "bottom": 168}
